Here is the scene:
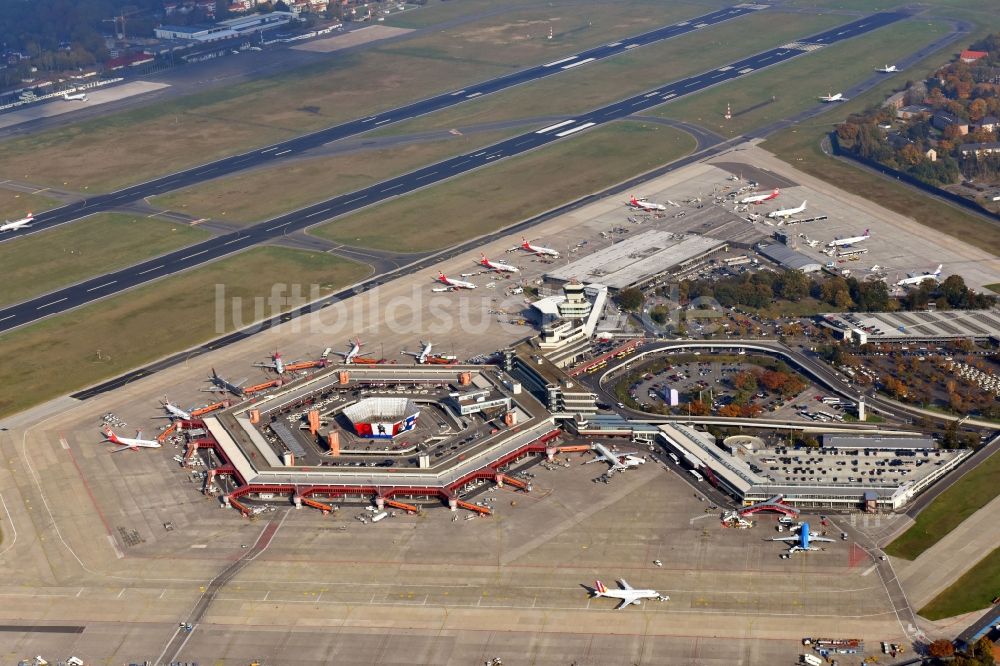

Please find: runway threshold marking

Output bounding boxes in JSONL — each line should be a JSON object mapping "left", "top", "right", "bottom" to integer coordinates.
{"left": 536, "top": 119, "right": 576, "bottom": 134}
{"left": 554, "top": 122, "right": 595, "bottom": 137}
{"left": 561, "top": 57, "right": 595, "bottom": 70}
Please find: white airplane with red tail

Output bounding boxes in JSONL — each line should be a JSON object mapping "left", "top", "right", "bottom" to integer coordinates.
{"left": 591, "top": 579, "right": 668, "bottom": 609}
{"left": 0, "top": 212, "right": 34, "bottom": 232}
{"left": 479, "top": 253, "right": 519, "bottom": 273}
{"left": 254, "top": 351, "right": 286, "bottom": 374}
{"left": 520, "top": 237, "right": 559, "bottom": 257}
{"left": 437, "top": 272, "right": 476, "bottom": 289}
{"left": 739, "top": 188, "right": 779, "bottom": 205}
{"left": 628, "top": 195, "right": 666, "bottom": 211}
{"left": 102, "top": 427, "right": 162, "bottom": 452}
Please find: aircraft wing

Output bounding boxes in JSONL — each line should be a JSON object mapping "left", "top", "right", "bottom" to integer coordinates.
{"left": 615, "top": 597, "right": 633, "bottom": 610}
{"left": 109, "top": 445, "right": 134, "bottom": 453}
{"left": 810, "top": 536, "right": 835, "bottom": 543}
{"left": 771, "top": 536, "right": 798, "bottom": 542}
{"left": 618, "top": 579, "right": 633, "bottom": 590}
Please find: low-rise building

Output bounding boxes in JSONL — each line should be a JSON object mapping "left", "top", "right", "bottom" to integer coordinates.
{"left": 960, "top": 141, "right": 1000, "bottom": 157}
{"left": 932, "top": 111, "right": 969, "bottom": 135}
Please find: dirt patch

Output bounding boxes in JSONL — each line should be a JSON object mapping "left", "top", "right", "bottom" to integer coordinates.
{"left": 292, "top": 25, "right": 413, "bottom": 53}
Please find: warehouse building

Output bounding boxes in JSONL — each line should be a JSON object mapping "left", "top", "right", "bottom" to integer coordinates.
{"left": 756, "top": 243, "right": 823, "bottom": 273}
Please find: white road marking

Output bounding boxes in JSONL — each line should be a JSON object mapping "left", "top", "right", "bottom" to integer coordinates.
{"left": 180, "top": 249, "right": 209, "bottom": 260}
{"left": 138, "top": 265, "right": 164, "bottom": 275}
{"left": 465, "top": 92, "right": 482, "bottom": 98}
{"left": 37, "top": 298, "right": 68, "bottom": 310}
{"left": 260, "top": 147, "right": 278, "bottom": 153}
{"left": 223, "top": 237, "right": 242, "bottom": 246}
{"left": 274, "top": 149, "right": 291, "bottom": 156}
{"left": 416, "top": 172, "right": 438, "bottom": 180}
{"left": 374, "top": 119, "right": 393, "bottom": 125}
{"left": 0, "top": 315, "right": 15, "bottom": 322}
{"left": 86, "top": 280, "right": 117, "bottom": 292}
{"left": 561, "top": 57, "right": 595, "bottom": 70}
{"left": 544, "top": 56, "right": 577, "bottom": 68}
{"left": 554, "top": 122, "right": 595, "bottom": 137}
{"left": 536, "top": 119, "right": 576, "bottom": 134}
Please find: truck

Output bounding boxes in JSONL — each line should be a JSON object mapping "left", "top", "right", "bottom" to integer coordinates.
{"left": 801, "top": 655, "right": 822, "bottom": 666}
{"left": 371, "top": 511, "right": 388, "bottom": 523}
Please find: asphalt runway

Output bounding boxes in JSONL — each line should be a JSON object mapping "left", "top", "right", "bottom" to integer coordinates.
{"left": 0, "top": 11, "right": 907, "bottom": 337}
{"left": 0, "top": 4, "right": 761, "bottom": 244}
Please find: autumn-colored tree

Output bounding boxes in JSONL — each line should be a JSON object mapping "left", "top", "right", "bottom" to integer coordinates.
{"left": 718, "top": 404, "right": 742, "bottom": 418}
{"left": 927, "top": 639, "right": 954, "bottom": 658}
{"left": 688, "top": 399, "right": 710, "bottom": 416}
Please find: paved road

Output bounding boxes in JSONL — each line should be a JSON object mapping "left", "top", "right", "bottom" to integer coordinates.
{"left": 153, "top": 513, "right": 286, "bottom": 666}
{"left": 0, "top": 4, "right": 761, "bottom": 244}
{"left": 0, "top": 12, "right": 907, "bottom": 335}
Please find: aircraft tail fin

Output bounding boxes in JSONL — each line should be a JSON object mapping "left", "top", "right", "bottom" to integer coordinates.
{"left": 594, "top": 580, "right": 607, "bottom": 595}
{"left": 103, "top": 427, "right": 119, "bottom": 443}
{"left": 934, "top": 264, "right": 943, "bottom": 275}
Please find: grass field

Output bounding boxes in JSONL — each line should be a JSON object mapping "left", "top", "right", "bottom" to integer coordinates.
{"left": 0, "top": 187, "right": 61, "bottom": 221}
{"left": 311, "top": 120, "right": 694, "bottom": 252}
{"left": 0, "top": 213, "right": 210, "bottom": 308}
{"left": 760, "top": 21, "right": 1000, "bottom": 258}
{"left": 369, "top": 11, "right": 840, "bottom": 139}
{"left": 0, "top": 0, "right": 716, "bottom": 192}
{"left": 919, "top": 545, "right": 1000, "bottom": 620}
{"left": 150, "top": 128, "right": 522, "bottom": 225}
{"left": 885, "top": 448, "right": 1000, "bottom": 560}
{"left": 656, "top": 20, "right": 952, "bottom": 139}
{"left": 0, "top": 247, "right": 365, "bottom": 417}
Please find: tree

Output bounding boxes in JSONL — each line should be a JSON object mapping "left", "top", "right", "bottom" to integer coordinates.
{"left": 616, "top": 287, "right": 644, "bottom": 312}
{"left": 649, "top": 304, "right": 670, "bottom": 325}
{"left": 928, "top": 639, "right": 955, "bottom": 659}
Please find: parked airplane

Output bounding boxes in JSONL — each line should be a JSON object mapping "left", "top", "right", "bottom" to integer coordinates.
{"left": 334, "top": 339, "right": 363, "bottom": 364}
{"left": 827, "top": 229, "right": 870, "bottom": 248}
{"left": 254, "top": 351, "right": 286, "bottom": 375}
{"left": 0, "top": 212, "right": 34, "bottom": 232}
{"left": 628, "top": 195, "right": 667, "bottom": 212}
{"left": 437, "top": 272, "right": 476, "bottom": 289}
{"left": 63, "top": 91, "right": 88, "bottom": 101}
{"left": 520, "top": 237, "right": 560, "bottom": 257}
{"left": 819, "top": 92, "right": 847, "bottom": 102}
{"left": 767, "top": 201, "right": 807, "bottom": 219}
{"left": 739, "top": 188, "right": 780, "bottom": 205}
{"left": 585, "top": 443, "right": 646, "bottom": 471}
{"left": 592, "top": 579, "right": 668, "bottom": 609}
{"left": 102, "top": 427, "right": 162, "bottom": 452}
{"left": 157, "top": 397, "right": 192, "bottom": 420}
{"left": 479, "top": 253, "right": 519, "bottom": 273}
{"left": 876, "top": 64, "right": 898, "bottom": 73}
{"left": 204, "top": 368, "right": 246, "bottom": 397}
{"left": 896, "top": 264, "right": 942, "bottom": 287}
{"left": 771, "top": 521, "right": 835, "bottom": 554}
{"left": 402, "top": 340, "right": 434, "bottom": 364}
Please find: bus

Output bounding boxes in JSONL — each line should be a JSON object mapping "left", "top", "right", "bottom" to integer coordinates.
{"left": 668, "top": 452, "right": 680, "bottom": 464}
{"left": 688, "top": 469, "right": 703, "bottom": 482}
{"left": 821, "top": 396, "right": 842, "bottom": 405}
{"left": 837, "top": 248, "right": 869, "bottom": 258}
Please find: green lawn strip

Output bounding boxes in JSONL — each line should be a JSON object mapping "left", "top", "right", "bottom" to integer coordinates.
{"left": 0, "top": 247, "right": 366, "bottom": 417}
{"left": 0, "top": 213, "right": 211, "bottom": 308}
{"left": 918, "top": 545, "right": 1000, "bottom": 620}
{"left": 150, "top": 128, "right": 523, "bottom": 224}
{"left": 0, "top": 0, "right": 716, "bottom": 192}
{"left": 311, "top": 120, "right": 694, "bottom": 252}
{"left": 886, "top": 447, "right": 1000, "bottom": 560}
{"left": 368, "top": 11, "right": 840, "bottom": 139}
